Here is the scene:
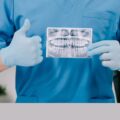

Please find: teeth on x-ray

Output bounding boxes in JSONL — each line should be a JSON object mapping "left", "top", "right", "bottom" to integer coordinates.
{"left": 46, "top": 27, "right": 92, "bottom": 58}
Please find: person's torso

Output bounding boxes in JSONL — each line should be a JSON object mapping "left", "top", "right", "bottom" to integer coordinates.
{"left": 13, "top": 0, "right": 120, "bottom": 103}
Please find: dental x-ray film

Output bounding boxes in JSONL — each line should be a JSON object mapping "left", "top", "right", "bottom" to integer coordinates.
{"left": 46, "top": 27, "right": 92, "bottom": 58}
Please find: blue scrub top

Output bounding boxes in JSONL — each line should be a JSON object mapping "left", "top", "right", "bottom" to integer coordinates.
{"left": 0, "top": 0, "right": 120, "bottom": 103}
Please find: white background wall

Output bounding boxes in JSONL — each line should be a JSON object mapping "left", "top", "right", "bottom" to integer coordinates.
{"left": 0, "top": 67, "right": 16, "bottom": 102}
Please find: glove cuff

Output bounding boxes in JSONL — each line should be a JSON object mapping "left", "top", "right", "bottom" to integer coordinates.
{"left": 0, "top": 46, "right": 15, "bottom": 67}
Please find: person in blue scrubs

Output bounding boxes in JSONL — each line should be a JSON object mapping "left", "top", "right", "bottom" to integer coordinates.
{"left": 0, "top": 0, "right": 120, "bottom": 103}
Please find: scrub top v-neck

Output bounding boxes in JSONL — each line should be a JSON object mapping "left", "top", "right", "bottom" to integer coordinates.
{"left": 0, "top": 0, "right": 120, "bottom": 103}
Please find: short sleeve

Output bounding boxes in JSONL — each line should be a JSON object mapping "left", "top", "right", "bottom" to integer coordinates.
{"left": 0, "top": 0, "right": 15, "bottom": 49}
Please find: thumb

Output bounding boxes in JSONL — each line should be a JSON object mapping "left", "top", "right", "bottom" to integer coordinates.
{"left": 18, "top": 19, "right": 31, "bottom": 34}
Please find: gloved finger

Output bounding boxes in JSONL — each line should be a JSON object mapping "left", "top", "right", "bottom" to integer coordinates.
{"left": 37, "top": 49, "right": 43, "bottom": 56}
{"left": 102, "top": 60, "right": 112, "bottom": 68}
{"left": 36, "top": 56, "right": 43, "bottom": 64}
{"left": 30, "top": 57, "right": 43, "bottom": 66}
{"left": 30, "top": 36, "right": 42, "bottom": 43}
{"left": 108, "top": 40, "right": 120, "bottom": 46}
{"left": 18, "top": 19, "right": 31, "bottom": 35}
{"left": 100, "top": 53, "right": 112, "bottom": 60}
{"left": 34, "top": 42, "right": 42, "bottom": 49}
{"left": 32, "top": 49, "right": 42, "bottom": 60}
{"left": 88, "top": 40, "right": 116, "bottom": 51}
{"left": 38, "top": 44, "right": 42, "bottom": 49}
{"left": 87, "top": 46, "right": 110, "bottom": 56}
{"left": 102, "top": 60, "right": 117, "bottom": 70}
{"left": 30, "top": 36, "right": 42, "bottom": 49}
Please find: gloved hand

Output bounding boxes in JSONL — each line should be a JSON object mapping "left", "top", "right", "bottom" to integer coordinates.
{"left": 87, "top": 40, "right": 120, "bottom": 70}
{"left": 0, "top": 19, "right": 43, "bottom": 67}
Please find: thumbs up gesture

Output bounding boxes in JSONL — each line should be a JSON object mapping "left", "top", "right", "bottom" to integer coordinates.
{"left": 0, "top": 19, "right": 43, "bottom": 67}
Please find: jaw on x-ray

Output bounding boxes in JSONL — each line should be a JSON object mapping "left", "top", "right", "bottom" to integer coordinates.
{"left": 46, "top": 27, "right": 92, "bottom": 58}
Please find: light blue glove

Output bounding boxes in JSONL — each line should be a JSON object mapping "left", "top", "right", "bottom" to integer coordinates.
{"left": 87, "top": 40, "right": 120, "bottom": 70}
{"left": 0, "top": 19, "right": 43, "bottom": 67}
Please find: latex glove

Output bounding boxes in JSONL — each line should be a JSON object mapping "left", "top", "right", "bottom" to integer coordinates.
{"left": 87, "top": 40, "right": 120, "bottom": 70}
{"left": 0, "top": 19, "right": 43, "bottom": 67}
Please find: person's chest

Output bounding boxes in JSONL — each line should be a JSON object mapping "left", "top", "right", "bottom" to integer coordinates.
{"left": 14, "top": 0, "right": 120, "bottom": 44}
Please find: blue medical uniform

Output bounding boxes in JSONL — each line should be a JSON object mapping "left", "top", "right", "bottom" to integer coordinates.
{"left": 0, "top": 0, "right": 120, "bottom": 103}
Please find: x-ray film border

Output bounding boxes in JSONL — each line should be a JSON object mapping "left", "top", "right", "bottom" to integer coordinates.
{"left": 46, "top": 28, "right": 93, "bottom": 58}
{"left": 46, "top": 27, "right": 93, "bottom": 58}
